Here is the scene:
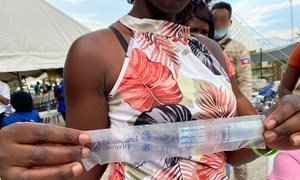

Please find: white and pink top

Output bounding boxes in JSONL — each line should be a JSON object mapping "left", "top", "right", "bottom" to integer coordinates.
{"left": 106, "top": 15, "right": 237, "bottom": 180}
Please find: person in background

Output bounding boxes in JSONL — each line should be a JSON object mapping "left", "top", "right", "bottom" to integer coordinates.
{"left": 176, "top": 1, "right": 256, "bottom": 179}
{"left": 57, "top": 69, "right": 66, "bottom": 121}
{"left": 212, "top": 2, "right": 252, "bottom": 179}
{"left": 2, "top": 91, "right": 40, "bottom": 128}
{"left": 175, "top": 0, "right": 236, "bottom": 79}
{"left": 0, "top": 80, "right": 10, "bottom": 128}
{"left": 42, "top": 83, "right": 49, "bottom": 94}
{"left": 175, "top": 0, "right": 214, "bottom": 38}
{"left": 212, "top": 1, "right": 252, "bottom": 100}
{"left": 34, "top": 81, "right": 41, "bottom": 95}
{"left": 53, "top": 81, "right": 59, "bottom": 98}
{"left": 278, "top": 43, "right": 300, "bottom": 98}
{"left": 268, "top": 43, "right": 300, "bottom": 180}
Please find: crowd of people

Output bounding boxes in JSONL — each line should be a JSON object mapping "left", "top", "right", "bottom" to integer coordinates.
{"left": 0, "top": 69, "right": 66, "bottom": 129}
{"left": 0, "top": 0, "right": 299, "bottom": 179}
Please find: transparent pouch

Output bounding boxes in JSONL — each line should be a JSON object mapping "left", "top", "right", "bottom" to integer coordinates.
{"left": 82, "top": 115, "right": 266, "bottom": 171}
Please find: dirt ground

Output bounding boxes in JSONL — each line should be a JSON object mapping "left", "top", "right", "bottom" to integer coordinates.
{"left": 230, "top": 157, "right": 268, "bottom": 180}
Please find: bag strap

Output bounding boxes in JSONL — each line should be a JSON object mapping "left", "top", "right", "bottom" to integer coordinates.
{"left": 220, "top": 38, "right": 232, "bottom": 50}
{"left": 109, "top": 26, "right": 129, "bottom": 53}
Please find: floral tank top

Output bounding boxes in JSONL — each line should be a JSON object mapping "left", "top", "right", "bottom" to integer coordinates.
{"left": 106, "top": 15, "right": 237, "bottom": 180}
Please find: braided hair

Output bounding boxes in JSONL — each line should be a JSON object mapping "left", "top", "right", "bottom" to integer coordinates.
{"left": 175, "top": 0, "right": 214, "bottom": 39}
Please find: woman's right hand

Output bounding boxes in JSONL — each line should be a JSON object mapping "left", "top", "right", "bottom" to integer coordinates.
{"left": 0, "top": 123, "right": 90, "bottom": 180}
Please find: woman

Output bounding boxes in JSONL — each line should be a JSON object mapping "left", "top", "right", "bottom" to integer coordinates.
{"left": 175, "top": 0, "right": 235, "bottom": 80}
{"left": 176, "top": 1, "right": 253, "bottom": 119}
{"left": 2, "top": 91, "right": 41, "bottom": 128}
{"left": 176, "top": 0, "right": 214, "bottom": 38}
{"left": 176, "top": 2, "right": 254, "bottom": 179}
{"left": 1, "top": 0, "right": 300, "bottom": 179}
{"left": 64, "top": 0, "right": 299, "bottom": 178}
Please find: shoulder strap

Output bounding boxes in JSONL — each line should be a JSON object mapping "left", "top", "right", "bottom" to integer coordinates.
{"left": 109, "top": 26, "right": 129, "bottom": 53}
{"left": 220, "top": 38, "right": 232, "bottom": 50}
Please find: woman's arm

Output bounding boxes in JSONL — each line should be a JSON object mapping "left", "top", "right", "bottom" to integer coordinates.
{"left": 65, "top": 22, "right": 132, "bottom": 179}
{"left": 0, "top": 83, "right": 10, "bottom": 105}
{"left": 278, "top": 65, "right": 300, "bottom": 98}
{"left": 0, "top": 95, "right": 9, "bottom": 105}
{"left": 64, "top": 31, "right": 112, "bottom": 179}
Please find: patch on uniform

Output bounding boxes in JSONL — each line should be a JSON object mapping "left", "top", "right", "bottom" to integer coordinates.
{"left": 241, "top": 58, "right": 251, "bottom": 65}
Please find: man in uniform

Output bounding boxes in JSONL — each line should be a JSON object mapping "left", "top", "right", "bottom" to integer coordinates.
{"left": 212, "top": 1, "right": 252, "bottom": 100}
{"left": 212, "top": 2, "right": 253, "bottom": 180}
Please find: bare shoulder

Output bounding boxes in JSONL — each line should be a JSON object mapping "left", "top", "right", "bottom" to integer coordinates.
{"left": 65, "top": 24, "right": 131, "bottom": 95}
{"left": 67, "top": 28, "right": 117, "bottom": 66}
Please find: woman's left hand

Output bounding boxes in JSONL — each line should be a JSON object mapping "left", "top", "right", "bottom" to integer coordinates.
{"left": 263, "top": 94, "right": 300, "bottom": 150}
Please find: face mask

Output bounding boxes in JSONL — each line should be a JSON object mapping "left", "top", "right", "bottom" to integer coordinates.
{"left": 214, "top": 27, "right": 229, "bottom": 40}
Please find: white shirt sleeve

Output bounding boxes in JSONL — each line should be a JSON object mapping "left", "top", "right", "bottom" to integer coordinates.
{"left": 0, "top": 82, "right": 10, "bottom": 100}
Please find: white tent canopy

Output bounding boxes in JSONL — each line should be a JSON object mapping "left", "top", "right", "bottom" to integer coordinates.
{"left": 0, "top": 0, "right": 90, "bottom": 81}
{"left": 229, "top": 16, "right": 260, "bottom": 51}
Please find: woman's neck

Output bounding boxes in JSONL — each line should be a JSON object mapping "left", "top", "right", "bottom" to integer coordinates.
{"left": 128, "top": 1, "right": 175, "bottom": 22}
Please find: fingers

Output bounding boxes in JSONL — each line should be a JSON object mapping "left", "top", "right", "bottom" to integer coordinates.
{"left": 6, "top": 123, "right": 90, "bottom": 145}
{"left": 8, "top": 162, "right": 83, "bottom": 180}
{"left": 14, "top": 145, "right": 90, "bottom": 167}
{"left": 264, "top": 95, "right": 300, "bottom": 130}
{"left": 264, "top": 111, "right": 300, "bottom": 143}
{"left": 290, "top": 132, "right": 300, "bottom": 146}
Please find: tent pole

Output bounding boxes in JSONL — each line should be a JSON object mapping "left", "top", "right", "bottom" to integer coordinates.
{"left": 289, "top": 0, "right": 295, "bottom": 41}
{"left": 17, "top": 72, "right": 23, "bottom": 91}
{"left": 48, "top": 76, "right": 52, "bottom": 90}
{"left": 260, "top": 48, "right": 263, "bottom": 79}
{"left": 24, "top": 77, "right": 31, "bottom": 94}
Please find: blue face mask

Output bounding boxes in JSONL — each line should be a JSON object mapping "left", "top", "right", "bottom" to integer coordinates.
{"left": 214, "top": 27, "right": 229, "bottom": 40}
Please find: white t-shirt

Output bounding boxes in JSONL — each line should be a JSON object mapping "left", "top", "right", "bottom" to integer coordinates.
{"left": 0, "top": 81, "right": 10, "bottom": 113}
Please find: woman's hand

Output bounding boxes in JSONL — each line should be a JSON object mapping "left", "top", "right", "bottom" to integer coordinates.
{"left": 0, "top": 123, "right": 90, "bottom": 180}
{"left": 263, "top": 95, "right": 300, "bottom": 150}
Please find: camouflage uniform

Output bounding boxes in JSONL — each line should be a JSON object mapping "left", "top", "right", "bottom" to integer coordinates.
{"left": 218, "top": 35, "right": 253, "bottom": 99}
{"left": 218, "top": 35, "right": 252, "bottom": 180}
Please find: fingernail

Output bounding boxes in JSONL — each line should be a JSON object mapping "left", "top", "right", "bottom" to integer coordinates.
{"left": 266, "top": 120, "right": 276, "bottom": 129}
{"left": 265, "top": 131, "right": 277, "bottom": 142}
{"left": 72, "top": 163, "right": 83, "bottom": 176}
{"left": 292, "top": 136, "right": 300, "bottom": 146}
{"left": 79, "top": 134, "right": 90, "bottom": 145}
{"left": 82, "top": 147, "right": 90, "bottom": 158}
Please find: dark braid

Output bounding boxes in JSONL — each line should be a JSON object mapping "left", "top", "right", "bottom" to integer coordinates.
{"left": 175, "top": 0, "right": 212, "bottom": 25}
{"left": 175, "top": 0, "right": 214, "bottom": 39}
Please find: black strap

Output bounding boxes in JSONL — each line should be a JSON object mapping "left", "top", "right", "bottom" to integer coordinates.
{"left": 109, "top": 26, "right": 129, "bottom": 53}
{"left": 220, "top": 38, "right": 232, "bottom": 50}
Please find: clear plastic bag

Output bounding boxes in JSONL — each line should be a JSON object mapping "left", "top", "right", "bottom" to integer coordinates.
{"left": 82, "top": 115, "right": 266, "bottom": 171}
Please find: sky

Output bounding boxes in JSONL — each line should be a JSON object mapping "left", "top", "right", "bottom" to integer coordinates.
{"left": 46, "top": 0, "right": 300, "bottom": 41}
